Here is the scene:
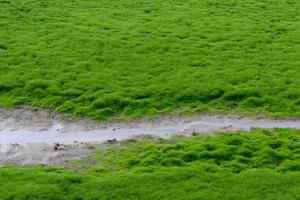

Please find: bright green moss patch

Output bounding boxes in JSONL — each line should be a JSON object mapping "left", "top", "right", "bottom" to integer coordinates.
{"left": 90, "top": 129, "right": 300, "bottom": 173}
{"left": 3, "top": 129, "right": 300, "bottom": 199}
{"left": 1, "top": 0, "right": 300, "bottom": 119}
{"left": 2, "top": 167, "right": 300, "bottom": 200}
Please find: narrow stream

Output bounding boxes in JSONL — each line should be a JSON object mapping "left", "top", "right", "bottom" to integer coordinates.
{"left": 1, "top": 117, "right": 300, "bottom": 144}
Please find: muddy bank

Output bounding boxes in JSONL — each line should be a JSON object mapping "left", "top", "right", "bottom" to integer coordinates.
{"left": 0, "top": 142, "right": 115, "bottom": 167}
{"left": 0, "top": 143, "right": 92, "bottom": 167}
{"left": 1, "top": 107, "right": 300, "bottom": 145}
{"left": 1, "top": 107, "right": 300, "bottom": 166}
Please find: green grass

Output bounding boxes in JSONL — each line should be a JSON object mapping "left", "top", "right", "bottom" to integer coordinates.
{"left": 2, "top": 167, "right": 300, "bottom": 200}
{"left": 1, "top": 1, "right": 300, "bottom": 198}
{"left": 2, "top": 129, "right": 300, "bottom": 199}
{"left": 87, "top": 129, "right": 300, "bottom": 173}
{"left": 1, "top": 0, "right": 300, "bottom": 119}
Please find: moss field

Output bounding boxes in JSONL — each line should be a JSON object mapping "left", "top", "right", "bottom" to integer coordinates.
{"left": 2, "top": 129, "right": 300, "bottom": 199}
{"left": 1, "top": 0, "right": 300, "bottom": 199}
{"left": 1, "top": 0, "right": 300, "bottom": 119}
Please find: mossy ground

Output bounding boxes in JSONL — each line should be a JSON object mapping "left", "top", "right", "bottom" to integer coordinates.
{"left": 2, "top": 129, "right": 300, "bottom": 199}
{"left": 1, "top": 0, "right": 300, "bottom": 120}
{"left": 88, "top": 129, "right": 300, "bottom": 173}
{"left": 1, "top": 0, "right": 300, "bottom": 199}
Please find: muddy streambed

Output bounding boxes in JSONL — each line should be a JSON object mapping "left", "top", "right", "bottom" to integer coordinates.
{"left": 1, "top": 117, "right": 300, "bottom": 144}
{"left": 1, "top": 108, "right": 300, "bottom": 166}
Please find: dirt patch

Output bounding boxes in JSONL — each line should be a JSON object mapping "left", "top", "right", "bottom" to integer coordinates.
{"left": 0, "top": 107, "right": 58, "bottom": 131}
{"left": 0, "top": 142, "right": 112, "bottom": 167}
{"left": 0, "top": 107, "right": 106, "bottom": 132}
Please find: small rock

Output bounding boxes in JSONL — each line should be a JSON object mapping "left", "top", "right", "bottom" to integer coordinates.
{"left": 126, "top": 138, "right": 137, "bottom": 143}
{"left": 53, "top": 143, "right": 59, "bottom": 151}
{"left": 105, "top": 138, "right": 118, "bottom": 144}
{"left": 53, "top": 143, "right": 64, "bottom": 151}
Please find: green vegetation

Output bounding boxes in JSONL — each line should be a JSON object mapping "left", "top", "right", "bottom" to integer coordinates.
{"left": 2, "top": 129, "right": 300, "bottom": 199}
{"left": 2, "top": 167, "right": 300, "bottom": 200}
{"left": 90, "top": 128, "right": 300, "bottom": 173}
{"left": 1, "top": 0, "right": 300, "bottom": 199}
{"left": 1, "top": 0, "right": 300, "bottom": 119}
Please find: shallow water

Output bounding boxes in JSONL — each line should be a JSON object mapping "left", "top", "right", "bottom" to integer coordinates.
{"left": 1, "top": 117, "right": 300, "bottom": 144}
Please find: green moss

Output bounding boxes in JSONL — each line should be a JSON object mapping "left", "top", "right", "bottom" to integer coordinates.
{"left": 89, "top": 129, "right": 300, "bottom": 173}
{"left": 2, "top": 129, "right": 300, "bottom": 199}
{"left": 1, "top": 0, "right": 300, "bottom": 119}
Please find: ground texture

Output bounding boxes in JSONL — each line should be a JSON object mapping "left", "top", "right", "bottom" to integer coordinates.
{"left": 1, "top": 0, "right": 300, "bottom": 119}
{"left": 1, "top": 0, "right": 300, "bottom": 199}
{"left": 2, "top": 129, "right": 300, "bottom": 199}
